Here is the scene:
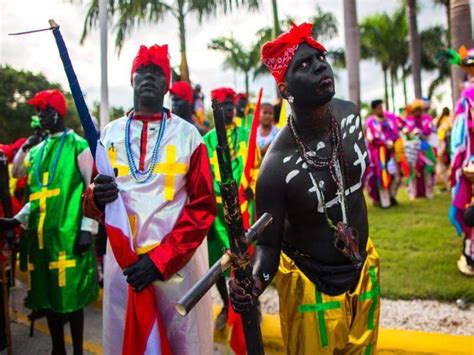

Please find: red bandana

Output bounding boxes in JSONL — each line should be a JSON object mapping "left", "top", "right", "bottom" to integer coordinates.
{"left": 27, "top": 89, "right": 67, "bottom": 118}
{"left": 211, "top": 87, "right": 236, "bottom": 103}
{"left": 234, "top": 93, "right": 248, "bottom": 104}
{"left": 131, "top": 44, "right": 171, "bottom": 90}
{"left": 261, "top": 22, "right": 326, "bottom": 83}
{"left": 170, "top": 81, "right": 193, "bottom": 104}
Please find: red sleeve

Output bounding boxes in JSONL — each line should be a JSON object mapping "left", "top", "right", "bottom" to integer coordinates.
{"left": 82, "top": 184, "right": 105, "bottom": 224}
{"left": 148, "top": 143, "right": 217, "bottom": 281}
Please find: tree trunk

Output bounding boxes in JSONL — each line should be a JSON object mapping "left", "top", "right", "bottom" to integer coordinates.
{"left": 403, "top": 68, "right": 408, "bottom": 106}
{"left": 99, "top": 0, "right": 109, "bottom": 131}
{"left": 407, "top": 0, "right": 422, "bottom": 98}
{"left": 450, "top": 0, "right": 473, "bottom": 102}
{"left": 390, "top": 70, "right": 396, "bottom": 113}
{"left": 271, "top": 0, "right": 281, "bottom": 38}
{"left": 383, "top": 67, "right": 390, "bottom": 111}
{"left": 245, "top": 72, "right": 250, "bottom": 97}
{"left": 177, "top": 1, "right": 190, "bottom": 82}
{"left": 343, "top": 0, "right": 361, "bottom": 109}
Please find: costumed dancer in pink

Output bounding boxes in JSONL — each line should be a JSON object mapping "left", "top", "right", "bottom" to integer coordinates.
{"left": 403, "top": 99, "right": 437, "bottom": 199}
{"left": 448, "top": 46, "right": 474, "bottom": 276}
{"left": 365, "top": 99, "right": 400, "bottom": 208}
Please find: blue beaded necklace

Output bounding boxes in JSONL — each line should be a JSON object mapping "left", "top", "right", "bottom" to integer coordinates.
{"left": 34, "top": 129, "right": 68, "bottom": 188}
{"left": 125, "top": 111, "right": 167, "bottom": 184}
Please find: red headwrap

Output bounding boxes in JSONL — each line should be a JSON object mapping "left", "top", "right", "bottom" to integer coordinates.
{"left": 234, "top": 93, "right": 248, "bottom": 104}
{"left": 211, "top": 87, "right": 236, "bottom": 103}
{"left": 261, "top": 22, "right": 326, "bottom": 83}
{"left": 27, "top": 89, "right": 67, "bottom": 118}
{"left": 170, "top": 81, "right": 193, "bottom": 104}
{"left": 131, "top": 44, "right": 171, "bottom": 90}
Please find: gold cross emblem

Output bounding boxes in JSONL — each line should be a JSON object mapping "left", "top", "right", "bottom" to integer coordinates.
{"left": 29, "top": 172, "right": 60, "bottom": 249}
{"left": 48, "top": 251, "right": 76, "bottom": 287}
{"left": 108, "top": 146, "right": 129, "bottom": 177}
{"left": 153, "top": 145, "right": 188, "bottom": 201}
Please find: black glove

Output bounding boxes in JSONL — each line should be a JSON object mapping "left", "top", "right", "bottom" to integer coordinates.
{"left": 93, "top": 174, "right": 119, "bottom": 206}
{"left": 22, "top": 135, "right": 42, "bottom": 152}
{"left": 0, "top": 217, "right": 20, "bottom": 231}
{"left": 75, "top": 230, "right": 92, "bottom": 254}
{"left": 244, "top": 187, "right": 254, "bottom": 201}
{"left": 228, "top": 277, "right": 263, "bottom": 314}
{"left": 123, "top": 254, "right": 162, "bottom": 292}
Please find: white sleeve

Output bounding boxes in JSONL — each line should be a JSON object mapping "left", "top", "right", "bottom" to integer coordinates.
{"left": 77, "top": 148, "right": 99, "bottom": 234}
{"left": 11, "top": 149, "right": 28, "bottom": 178}
{"left": 14, "top": 202, "right": 31, "bottom": 230}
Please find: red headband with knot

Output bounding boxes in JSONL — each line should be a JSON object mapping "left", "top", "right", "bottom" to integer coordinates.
{"left": 27, "top": 89, "right": 67, "bottom": 118}
{"left": 211, "top": 87, "right": 236, "bottom": 103}
{"left": 131, "top": 44, "right": 171, "bottom": 90}
{"left": 170, "top": 81, "right": 193, "bottom": 104}
{"left": 234, "top": 93, "right": 248, "bottom": 104}
{"left": 261, "top": 22, "right": 326, "bottom": 83}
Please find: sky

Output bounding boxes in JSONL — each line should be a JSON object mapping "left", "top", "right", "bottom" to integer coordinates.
{"left": 1, "top": 0, "right": 473, "bottom": 117}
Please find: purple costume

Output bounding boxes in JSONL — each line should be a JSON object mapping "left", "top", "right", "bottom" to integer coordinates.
{"left": 365, "top": 112, "right": 400, "bottom": 207}
{"left": 403, "top": 114, "right": 436, "bottom": 199}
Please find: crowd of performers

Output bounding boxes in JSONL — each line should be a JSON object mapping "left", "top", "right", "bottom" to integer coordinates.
{"left": 0, "top": 21, "right": 471, "bottom": 355}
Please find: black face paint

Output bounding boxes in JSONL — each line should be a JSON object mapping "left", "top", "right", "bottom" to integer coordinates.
{"left": 222, "top": 97, "right": 235, "bottom": 125}
{"left": 285, "top": 43, "right": 335, "bottom": 108}
{"left": 38, "top": 106, "right": 65, "bottom": 134}
{"left": 235, "top": 98, "right": 247, "bottom": 117}
{"left": 171, "top": 95, "right": 192, "bottom": 122}
{"left": 132, "top": 64, "right": 168, "bottom": 113}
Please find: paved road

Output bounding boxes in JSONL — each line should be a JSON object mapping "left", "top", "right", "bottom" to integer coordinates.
{"left": 4, "top": 278, "right": 231, "bottom": 355}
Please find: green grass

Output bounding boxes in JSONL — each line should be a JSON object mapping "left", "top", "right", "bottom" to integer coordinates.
{"left": 368, "top": 188, "right": 474, "bottom": 302}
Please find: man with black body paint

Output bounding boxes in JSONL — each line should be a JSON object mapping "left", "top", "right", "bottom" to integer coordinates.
{"left": 230, "top": 23, "right": 380, "bottom": 354}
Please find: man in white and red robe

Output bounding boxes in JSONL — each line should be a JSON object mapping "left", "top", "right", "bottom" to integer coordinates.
{"left": 82, "top": 44, "right": 216, "bottom": 354}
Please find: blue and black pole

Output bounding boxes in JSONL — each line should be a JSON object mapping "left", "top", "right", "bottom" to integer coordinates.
{"left": 47, "top": 19, "right": 99, "bottom": 155}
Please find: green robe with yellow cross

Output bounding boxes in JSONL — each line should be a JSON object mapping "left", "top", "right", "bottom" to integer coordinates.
{"left": 16, "top": 130, "right": 98, "bottom": 314}
{"left": 203, "top": 123, "right": 254, "bottom": 268}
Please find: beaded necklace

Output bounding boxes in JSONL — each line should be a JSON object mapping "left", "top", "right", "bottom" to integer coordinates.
{"left": 34, "top": 129, "right": 68, "bottom": 188}
{"left": 288, "top": 112, "right": 363, "bottom": 268}
{"left": 288, "top": 112, "right": 348, "bottom": 228}
{"left": 125, "top": 111, "right": 167, "bottom": 184}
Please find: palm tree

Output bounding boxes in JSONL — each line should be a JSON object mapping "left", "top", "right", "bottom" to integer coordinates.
{"left": 80, "top": 0, "right": 259, "bottom": 82}
{"left": 271, "top": 0, "right": 281, "bottom": 39}
{"left": 407, "top": 0, "right": 422, "bottom": 98}
{"left": 208, "top": 36, "right": 261, "bottom": 95}
{"left": 420, "top": 25, "right": 450, "bottom": 99}
{"left": 343, "top": 0, "right": 360, "bottom": 109}
{"left": 433, "top": 0, "right": 452, "bottom": 46}
{"left": 360, "top": 13, "right": 398, "bottom": 110}
{"left": 450, "top": 0, "right": 473, "bottom": 101}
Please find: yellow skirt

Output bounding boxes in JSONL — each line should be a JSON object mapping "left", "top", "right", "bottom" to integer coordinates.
{"left": 275, "top": 238, "right": 380, "bottom": 355}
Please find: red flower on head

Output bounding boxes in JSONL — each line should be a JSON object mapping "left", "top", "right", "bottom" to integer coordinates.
{"left": 27, "top": 89, "right": 67, "bottom": 118}
{"left": 131, "top": 44, "right": 171, "bottom": 90}
{"left": 211, "top": 87, "right": 236, "bottom": 104}
{"left": 170, "top": 81, "right": 193, "bottom": 104}
{"left": 261, "top": 22, "right": 326, "bottom": 83}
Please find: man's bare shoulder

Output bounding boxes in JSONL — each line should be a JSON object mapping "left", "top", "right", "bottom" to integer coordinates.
{"left": 331, "top": 98, "right": 358, "bottom": 122}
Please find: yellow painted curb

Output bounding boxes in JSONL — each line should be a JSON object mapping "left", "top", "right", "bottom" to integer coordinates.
{"left": 213, "top": 306, "right": 474, "bottom": 355}
{"left": 15, "top": 266, "right": 474, "bottom": 354}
